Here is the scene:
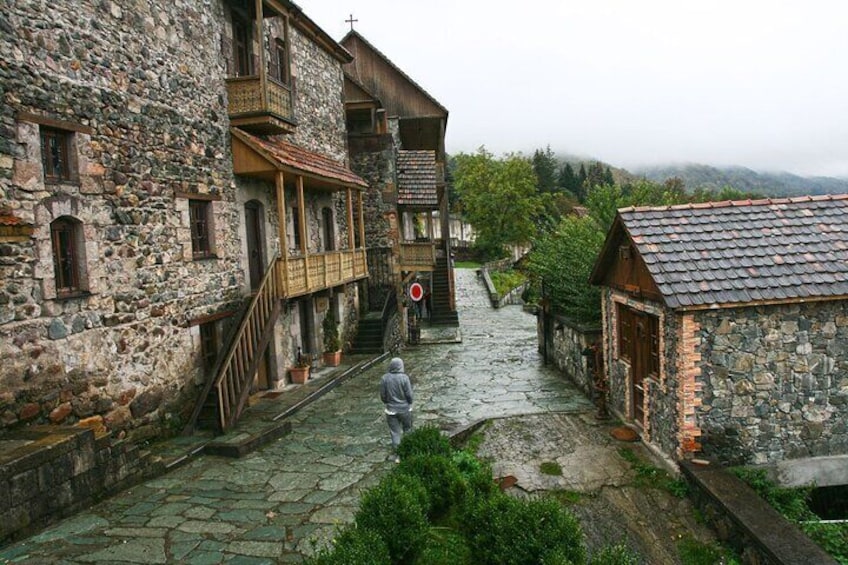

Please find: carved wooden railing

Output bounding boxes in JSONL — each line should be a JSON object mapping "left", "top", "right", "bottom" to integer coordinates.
{"left": 278, "top": 249, "right": 368, "bottom": 299}
{"left": 213, "top": 254, "right": 281, "bottom": 433}
{"left": 225, "top": 76, "right": 293, "bottom": 121}
{"left": 399, "top": 242, "right": 436, "bottom": 270}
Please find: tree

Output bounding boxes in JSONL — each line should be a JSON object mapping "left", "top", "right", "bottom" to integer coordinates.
{"left": 531, "top": 145, "right": 558, "bottom": 193}
{"left": 527, "top": 215, "right": 605, "bottom": 325}
{"left": 452, "top": 148, "right": 542, "bottom": 260}
{"left": 577, "top": 163, "right": 588, "bottom": 201}
{"left": 557, "top": 162, "right": 580, "bottom": 195}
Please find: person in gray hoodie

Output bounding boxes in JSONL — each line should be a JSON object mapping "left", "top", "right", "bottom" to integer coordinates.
{"left": 380, "top": 357, "right": 414, "bottom": 460}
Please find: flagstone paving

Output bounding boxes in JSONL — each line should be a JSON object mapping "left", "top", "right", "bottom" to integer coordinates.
{"left": 1, "top": 269, "right": 596, "bottom": 563}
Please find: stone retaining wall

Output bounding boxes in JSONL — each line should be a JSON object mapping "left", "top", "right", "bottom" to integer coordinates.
{"left": 681, "top": 461, "right": 838, "bottom": 565}
{"left": 1, "top": 425, "right": 163, "bottom": 545}
{"left": 538, "top": 312, "right": 601, "bottom": 397}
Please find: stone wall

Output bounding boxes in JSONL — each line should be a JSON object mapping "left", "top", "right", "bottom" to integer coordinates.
{"left": 0, "top": 0, "right": 242, "bottom": 438}
{"left": 1, "top": 425, "right": 164, "bottom": 545}
{"left": 0, "top": 0, "right": 358, "bottom": 438}
{"left": 601, "top": 287, "right": 848, "bottom": 466}
{"left": 695, "top": 301, "right": 848, "bottom": 465}
{"left": 538, "top": 312, "right": 600, "bottom": 398}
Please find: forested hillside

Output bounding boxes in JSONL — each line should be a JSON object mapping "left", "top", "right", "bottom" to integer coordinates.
{"left": 635, "top": 164, "right": 848, "bottom": 196}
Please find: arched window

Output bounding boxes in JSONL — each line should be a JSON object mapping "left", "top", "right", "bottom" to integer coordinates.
{"left": 51, "top": 216, "right": 86, "bottom": 296}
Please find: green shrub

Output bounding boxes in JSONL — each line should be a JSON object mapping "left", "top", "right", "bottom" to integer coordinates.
{"left": 397, "top": 425, "right": 453, "bottom": 459}
{"left": 417, "top": 527, "right": 474, "bottom": 565}
{"left": 450, "top": 449, "right": 498, "bottom": 499}
{"left": 587, "top": 543, "right": 641, "bottom": 565}
{"left": 396, "top": 455, "right": 466, "bottom": 520}
{"left": 458, "top": 493, "right": 586, "bottom": 565}
{"left": 489, "top": 269, "right": 527, "bottom": 296}
{"left": 307, "top": 526, "right": 391, "bottom": 565}
{"left": 355, "top": 473, "right": 429, "bottom": 563}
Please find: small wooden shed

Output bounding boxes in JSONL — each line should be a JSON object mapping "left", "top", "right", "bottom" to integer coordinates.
{"left": 589, "top": 195, "right": 848, "bottom": 465}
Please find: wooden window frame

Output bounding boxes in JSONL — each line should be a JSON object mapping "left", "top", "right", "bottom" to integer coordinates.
{"left": 232, "top": 11, "right": 253, "bottom": 77}
{"left": 51, "top": 217, "right": 85, "bottom": 297}
{"left": 189, "top": 199, "right": 214, "bottom": 259}
{"left": 40, "top": 127, "right": 74, "bottom": 183}
{"left": 618, "top": 303, "right": 633, "bottom": 362}
{"left": 272, "top": 36, "right": 290, "bottom": 85}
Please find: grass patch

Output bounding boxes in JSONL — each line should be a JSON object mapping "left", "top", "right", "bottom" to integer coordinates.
{"left": 489, "top": 269, "right": 527, "bottom": 296}
{"left": 454, "top": 261, "right": 481, "bottom": 269}
{"left": 548, "top": 489, "right": 582, "bottom": 505}
{"left": 617, "top": 448, "right": 688, "bottom": 498}
{"left": 677, "top": 535, "right": 740, "bottom": 565}
{"left": 540, "top": 461, "right": 563, "bottom": 476}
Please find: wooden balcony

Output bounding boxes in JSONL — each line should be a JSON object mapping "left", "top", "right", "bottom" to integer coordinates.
{"left": 399, "top": 242, "right": 436, "bottom": 272}
{"left": 278, "top": 249, "right": 368, "bottom": 299}
{"left": 226, "top": 76, "right": 295, "bottom": 135}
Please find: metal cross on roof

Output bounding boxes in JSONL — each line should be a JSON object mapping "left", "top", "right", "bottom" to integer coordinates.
{"left": 345, "top": 13, "right": 358, "bottom": 31}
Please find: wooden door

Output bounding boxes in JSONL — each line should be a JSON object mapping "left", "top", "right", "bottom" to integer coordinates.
{"left": 245, "top": 201, "right": 264, "bottom": 291}
{"left": 322, "top": 207, "right": 334, "bottom": 251}
{"left": 632, "top": 314, "right": 649, "bottom": 428}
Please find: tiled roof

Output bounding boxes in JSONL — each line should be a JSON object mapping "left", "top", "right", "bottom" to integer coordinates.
{"left": 397, "top": 150, "right": 438, "bottom": 207}
{"left": 233, "top": 130, "right": 368, "bottom": 188}
{"left": 619, "top": 194, "right": 848, "bottom": 308}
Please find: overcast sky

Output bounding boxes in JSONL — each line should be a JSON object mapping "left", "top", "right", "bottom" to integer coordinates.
{"left": 307, "top": 1, "right": 848, "bottom": 178}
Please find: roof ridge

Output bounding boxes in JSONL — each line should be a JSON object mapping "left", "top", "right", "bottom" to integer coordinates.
{"left": 620, "top": 193, "right": 848, "bottom": 213}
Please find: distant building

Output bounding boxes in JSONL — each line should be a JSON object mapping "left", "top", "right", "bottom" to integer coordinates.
{"left": 341, "top": 31, "right": 459, "bottom": 332}
{"left": 590, "top": 195, "right": 848, "bottom": 465}
{"left": 1, "top": 0, "right": 368, "bottom": 437}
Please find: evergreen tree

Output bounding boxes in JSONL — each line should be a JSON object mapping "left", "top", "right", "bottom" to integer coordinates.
{"left": 577, "top": 163, "right": 588, "bottom": 201}
{"left": 531, "top": 145, "right": 557, "bottom": 193}
{"left": 558, "top": 163, "right": 579, "bottom": 195}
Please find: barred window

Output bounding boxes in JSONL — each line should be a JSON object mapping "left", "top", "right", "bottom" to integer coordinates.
{"left": 41, "top": 127, "right": 73, "bottom": 182}
{"left": 189, "top": 199, "right": 213, "bottom": 259}
{"left": 51, "top": 217, "right": 84, "bottom": 296}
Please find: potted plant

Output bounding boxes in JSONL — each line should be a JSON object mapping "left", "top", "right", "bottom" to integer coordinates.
{"left": 322, "top": 311, "right": 342, "bottom": 367}
{"left": 290, "top": 347, "right": 311, "bottom": 384}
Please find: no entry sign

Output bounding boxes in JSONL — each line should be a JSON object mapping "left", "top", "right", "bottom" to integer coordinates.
{"left": 409, "top": 282, "right": 424, "bottom": 302}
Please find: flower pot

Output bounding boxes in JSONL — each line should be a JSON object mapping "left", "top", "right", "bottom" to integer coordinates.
{"left": 289, "top": 366, "right": 309, "bottom": 384}
{"left": 323, "top": 350, "right": 342, "bottom": 367}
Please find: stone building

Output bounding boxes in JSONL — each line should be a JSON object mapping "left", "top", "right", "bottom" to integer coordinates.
{"left": 0, "top": 0, "right": 369, "bottom": 438}
{"left": 340, "top": 30, "right": 458, "bottom": 347}
{"left": 589, "top": 195, "right": 848, "bottom": 466}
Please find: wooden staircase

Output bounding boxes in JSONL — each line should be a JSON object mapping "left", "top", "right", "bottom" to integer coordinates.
{"left": 429, "top": 255, "right": 459, "bottom": 326}
{"left": 185, "top": 256, "right": 281, "bottom": 435}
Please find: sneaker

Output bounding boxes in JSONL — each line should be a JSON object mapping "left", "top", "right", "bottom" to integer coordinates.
{"left": 394, "top": 456, "right": 400, "bottom": 464}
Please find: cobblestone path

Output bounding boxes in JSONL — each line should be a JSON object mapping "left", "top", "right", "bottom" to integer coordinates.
{"left": 0, "top": 269, "right": 593, "bottom": 564}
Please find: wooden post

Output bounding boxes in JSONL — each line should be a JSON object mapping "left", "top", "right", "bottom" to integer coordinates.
{"left": 254, "top": 0, "right": 266, "bottom": 107}
{"left": 357, "top": 190, "right": 366, "bottom": 275}
{"left": 297, "top": 175, "right": 309, "bottom": 290}
{"left": 346, "top": 187, "right": 355, "bottom": 250}
{"left": 276, "top": 171, "right": 288, "bottom": 297}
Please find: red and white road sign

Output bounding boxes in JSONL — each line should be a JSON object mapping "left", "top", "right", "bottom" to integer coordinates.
{"left": 409, "top": 282, "right": 424, "bottom": 302}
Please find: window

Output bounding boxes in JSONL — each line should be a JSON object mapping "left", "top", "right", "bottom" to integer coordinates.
{"left": 41, "top": 127, "right": 73, "bottom": 182}
{"left": 199, "top": 321, "right": 220, "bottom": 371}
{"left": 272, "top": 37, "right": 289, "bottom": 85}
{"left": 618, "top": 303, "right": 632, "bottom": 361}
{"left": 51, "top": 217, "right": 84, "bottom": 296}
{"left": 232, "top": 12, "right": 253, "bottom": 77}
{"left": 189, "top": 199, "right": 213, "bottom": 259}
{"left": 290, "top": 206, "right": 301, "bottom": 250}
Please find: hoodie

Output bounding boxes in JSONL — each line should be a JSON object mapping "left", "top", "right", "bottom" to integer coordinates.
{"left": 380, "top": 357, "right": 413, "bottom": 413}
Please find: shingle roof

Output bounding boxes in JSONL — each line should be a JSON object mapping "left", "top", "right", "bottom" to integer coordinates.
{"left": 397, "top": 150, "right": 438, "bottom": 207}
{"left": 233, "top": 129, "right": 368, "bottom": 188}
{"left": 618, "top": 194, "right": 848, "bottom": 308}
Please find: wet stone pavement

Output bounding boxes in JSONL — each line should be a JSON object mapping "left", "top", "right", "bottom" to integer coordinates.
{"left": 1, "top": 269, "right": 606, "bottom": 564}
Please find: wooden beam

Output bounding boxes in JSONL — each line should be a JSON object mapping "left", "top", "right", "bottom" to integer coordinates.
{"left": 357, "top": 190, "right": 365, "bottom": 250}
{"left": 346, "top": 188, "right": 355, "bottom": 250}
{"left": 254, "top": 0, "right": 267, "bottom": 107}
{"left": 297, "top": 175, "right": 310, "bottom": 290}
{"left": 276, "top": 171, "right": 288, "bottom": 296}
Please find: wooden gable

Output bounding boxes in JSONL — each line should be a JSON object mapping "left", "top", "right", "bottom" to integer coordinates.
{"left": 340, "top": 32, "right": 447, "bottom": 120}
{"left": 590, "top": 218, "right": 663, "bottom": 303}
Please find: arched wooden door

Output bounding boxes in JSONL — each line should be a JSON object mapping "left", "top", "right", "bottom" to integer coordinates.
{"left": 244, "top": 201, "right": 265, "bottom": 291}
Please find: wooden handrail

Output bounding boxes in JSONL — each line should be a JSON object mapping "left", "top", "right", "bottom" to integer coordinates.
{"left": 213, "top": 254, "right": 281, "bottom": 433}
